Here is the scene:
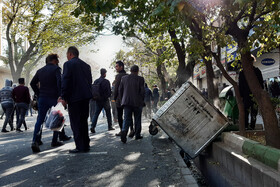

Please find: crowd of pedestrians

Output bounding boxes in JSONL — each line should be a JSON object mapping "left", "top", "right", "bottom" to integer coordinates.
{"left": 0, "top": 46, "right": 168, "bottom": 154}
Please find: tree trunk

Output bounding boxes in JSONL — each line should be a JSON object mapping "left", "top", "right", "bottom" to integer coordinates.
{"left": 156, "top": 63, "right": 167, "bottom": 99}
{"left": 241, "top": 52, "right": 280, "bottom": 148}
{"left": 204, "top": 59, "right": 219, "bottom": 105}
{"left": 168, "top": 29, "right": 193, "bottom": 87}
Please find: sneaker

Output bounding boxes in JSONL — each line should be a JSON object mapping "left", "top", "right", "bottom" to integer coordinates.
{"left": 59, "top": 136, "right": 72, "bottom": 141}
{"left": 51, "top": 141, "right": 64, "bottom": 147}
{"left": 31, "top": 142, "right": 40, "bottom": 153}
{"left": 90, "top": 127, "right": 96, "bottom": 133}
{"left": 128, "top": 130, "right": 135, "bottom": 138}
{"left": 108, "top": 127, "right": 115, "bottom": 131}
{"left": 115, "top": 132, "right": 121, "bottom": 136}
{"left": 16, "top": 129, "right": 23, "bottom": 132}
{"left": 1, "top": 129, "right": 9, "bottom": 133}
{"left": 135, "top": 136, "right": 143, "bottom": 140}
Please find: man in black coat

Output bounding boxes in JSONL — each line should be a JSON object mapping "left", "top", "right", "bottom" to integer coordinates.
{"left": 113, "top": 61, "right": 134, "bottom": 137}
{"left": 239, "top": 55, "right": 264, "bottom": 130}
{"left": 119, "top": 65, "right": 145, "bottom": 143}
{"left": 90, "top": 68, "right": 114, "bottom": 133}
{"left": 30, "top": 54, "right": 71, "bottom": 153}
{"left": 60, "top": 46, "right": 93, "bottom": 153}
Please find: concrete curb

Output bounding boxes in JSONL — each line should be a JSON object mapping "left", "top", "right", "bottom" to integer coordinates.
{"left": 222, "top": 132, "right": 280, "bottom": 172}
{"left": 170, "top": 142, "right": 199, "bottom": 187}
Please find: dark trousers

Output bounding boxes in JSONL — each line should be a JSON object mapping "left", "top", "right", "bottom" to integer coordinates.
{"left": 143, "top": 101, "right": 151, "bottom": 118}
{"left": 122, "top": 106, "right": 142, "bottom": 137}
{"left": 32, "top": 97, "right": 63, "bottom": 143}
{"left": 16, "top": 103, "right": 29, "bottom": 130}
{"left": 152, "top": 98, "right": 159, "bottom": 113}
{"left": 244, "top": 100, "right": 258, "bottom": 129}
{"left": 91, "top": 99, "right": 112, "bottom": 129}
{"left": 68, "top": 99, "right": 90, "bottom": 151}
{"left": 1, "top": 103, "right": 14, "bottom": 130}
{"left": 89, "top": 99, "right": 96, "bottom": 122}
{"left": 117, "top": 106, "right": 133, "bottom": 131}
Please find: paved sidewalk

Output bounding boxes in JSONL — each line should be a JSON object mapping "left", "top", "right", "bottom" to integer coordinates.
{"left": 0, "top": 115, "right": 198, "bottom": 187}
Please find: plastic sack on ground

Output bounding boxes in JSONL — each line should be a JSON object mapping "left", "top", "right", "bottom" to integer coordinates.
{"left": 45, "top": 102, "right": 67, "bottom": 131}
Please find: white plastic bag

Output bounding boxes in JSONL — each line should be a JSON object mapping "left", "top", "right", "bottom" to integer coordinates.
{"left": 45, "top": 102, "right": 67, "bottom": 131}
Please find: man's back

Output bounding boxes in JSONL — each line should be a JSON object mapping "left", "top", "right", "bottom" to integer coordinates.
{"left": 0, "top": 80, "right": 13, "bottom": 104}
{"left": 30, "top": 63, "right": 61, "bottom": 98}
{"left": 61, "top": 57, "right": 92, "bottom": 103}
{"left": 120, "top": 74, "right": 145, "bottom": 107}
{"left": 94, "top": 77, "right": 111, "bottom": 102}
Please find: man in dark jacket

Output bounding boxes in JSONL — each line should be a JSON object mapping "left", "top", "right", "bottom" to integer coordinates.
{"left": 119, "top": 65, "right": 145, "bottom": 143}
{"left": 0, "top": 80, "right": 14, "bottom": 132}
{"left": 60, "top": 46, "right": 92, "bottom": 153}
{"left": 239, "top": 55, "right": 264, "bottom": 130}
{"left": 143, "top": 83, "right": 153, "bottom": 118}
{"left": 113, "top": 61, "right": 134, "bottom": 137}
{"left": 152, "top": 85, "right": 159, "bottom": 113}
{"left": 12, "top": 78, "right": 30, "bottom": 132}
{"left": 90, "top": 68, "right": 114, "bottom": 133}
{"left": 30, "top": 54, "right": 71, "bottom": 153}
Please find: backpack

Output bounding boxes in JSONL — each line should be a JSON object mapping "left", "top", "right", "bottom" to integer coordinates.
{"left": 92, "top": 78, "right": 104, "bottom": 100}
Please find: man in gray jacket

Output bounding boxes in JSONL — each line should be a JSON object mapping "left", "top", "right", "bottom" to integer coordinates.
{"left": 0, "top": 80, "right": 14, "bottom": 132}
{"left": 119, "top": 65, "right": 145, "bottom": 143}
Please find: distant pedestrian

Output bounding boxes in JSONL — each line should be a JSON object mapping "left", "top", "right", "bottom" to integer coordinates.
{"left": 114, "top": 61, "right": 134, "bottom": 137}
{"left": 111, "top": 81, "right": 118, "bottom": 123}
{"left": 90, "top": 68, "right": 115, "bottom": 133}
{"left": 12, "top": 78, "right": 30, "bottom": 132}
{"left": 119, "top": 65, "right": 145, "bottom": 143}
{"left": 239, "top": 55, "right": 264, "bottom": 130}
{"left": 143, "top": 83, "right": 153, "bottom": 118}
{"left": 270, "top": 78, "right": 280, "bottom": 98}
{"left": 30, "top": 54, "right": 71, "bottom": 153}
{"left": 152, "top": 85, "right": 159, "bottom": 113}
{"left": 60, "top": 46, "right": 92, "bottom": 153}
{"left": 0, "top": 80, "right": 14, "bottom": 132}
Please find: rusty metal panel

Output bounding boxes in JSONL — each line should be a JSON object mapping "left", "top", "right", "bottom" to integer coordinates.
{"left": 152, "top": 82, "right": 228, "bottom": 159}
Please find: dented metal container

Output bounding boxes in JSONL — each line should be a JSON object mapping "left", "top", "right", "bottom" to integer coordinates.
{"left": 151, "top": 82, "right": 228, "bottom": 159}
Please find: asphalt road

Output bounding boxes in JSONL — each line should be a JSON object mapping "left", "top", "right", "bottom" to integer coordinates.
{"left": 0, "top": 114, "right": 195, "bottom": 187}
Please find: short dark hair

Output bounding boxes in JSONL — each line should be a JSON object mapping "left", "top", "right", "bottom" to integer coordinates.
{"left": 67, "top": 46, "right": 79, "bottom": 57}
{"left": 100, "top": 68, "right": 107, "bottom": 76}
{"left": 46, "top": 54, "right": 59, "bottom": 64}
{"left": 130, "top": 65, "right": 139, "bottom": 73}
{"left": 116, "top": 60, "right": 124, "bottom": 68}
{"left": 18, "top": 78, "right": 25, "bottom": 84}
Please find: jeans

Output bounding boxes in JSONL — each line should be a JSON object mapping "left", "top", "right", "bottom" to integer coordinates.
{"left": 122, "top": 106, "right": 142, "bottom": 137}
{"left": 32, "top": 97, "right": 60, "bottom": 143}
{"left": 1, "top": 102, "right": 14, "bottom": 130}
{"left": 91, "top": 99, "right": 112, "bottom": 129}
{"left": 16, "top": 103, "right": 29, "bottom": 130}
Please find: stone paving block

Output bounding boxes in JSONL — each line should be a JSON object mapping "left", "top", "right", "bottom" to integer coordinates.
{"left": 184, "top": 175, "right": 197, "bottom": 184}
{"left": 181, "top": 168, "right": 191, "bottom": 175}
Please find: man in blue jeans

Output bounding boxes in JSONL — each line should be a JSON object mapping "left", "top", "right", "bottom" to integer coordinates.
{"left": 90, "top": 68, "right": 115, "bottom": 133}
{"left": 30, "top": 54, "right": 71, "bottom": 153}
{"left": 119, "top": 65, "right": 145, "bottom": 143}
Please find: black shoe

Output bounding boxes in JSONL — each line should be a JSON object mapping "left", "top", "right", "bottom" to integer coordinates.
{"left": 51, "top": 141, "right": 64, "bottom": 147}
{"left": 31, "top": 142, "right": 40, "bottom": 153}
{"left": 135, "top": 136, "right": 143, "bottom": 140}
{"left": 60, "top": 136, "right": 72, "bottom": 141}
{"left": 16, "top": 129, "right": 23, "bottom": 132}
{"left": 69, "top": 149, "right": 81, "bottom": 153}
{"left": 1, "top": 129, "right": 9, "bottom": 133}
{"left": 121, "top": 131, "right": 127, "bottom": 143}
{"left": 115, "top": 132, "right": 121, "bottom": 136}
{"left": 90, "top": 127, "right": 96, "bottom": 133}
{"left": 108, "top": 127, "right": 115, "bottom": 131}
{"left": 38, "top": 140, "right": 43, "bottom": 146}
{"left": 10, "top": 127, "right": 14, "bottom": 131}
{"left": 128, "top": 130, "right": 135, "bottom": 138}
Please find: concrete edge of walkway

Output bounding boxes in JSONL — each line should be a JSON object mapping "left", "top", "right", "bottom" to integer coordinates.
{"left": 222, "top": 132, "right": 280, "bottom": 172}
{"left": 170, "top": 141, "right": 199, "bottom": 187}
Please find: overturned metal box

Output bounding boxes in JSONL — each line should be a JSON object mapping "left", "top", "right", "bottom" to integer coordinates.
{"left": 151, "top": 82, "right": 228, "bottom": 159}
